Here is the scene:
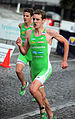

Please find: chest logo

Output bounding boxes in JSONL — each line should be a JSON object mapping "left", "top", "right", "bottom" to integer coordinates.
{"left": 22, "top": 28, "right": 25, "bottom": 30}
{"left": 37, "top": 41, "right": 45, "bottom": 43}
{"left": 38, "top": 51, "right": 43, "bottom": 54}
{"left": 40, "top": 37, "right": 44, "bottom": 39}
{"left": 21, "top": 32, "right": 25, "bottom": 34}
{"left": 31, "top": 41, "right": 35, "bottom": 44}
{"left": 33, "top": 51, "right": 37, "bottom": 54}
{"left": 31, "top": 38, "right": 35, "bottom": 40}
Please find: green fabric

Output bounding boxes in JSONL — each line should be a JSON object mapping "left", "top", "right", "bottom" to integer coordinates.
{"left": 20, "top": 22, "right": 33, "bottom": 46}
{"left": 18, "top": 53, "right": 28, "bottom": 64}
{"left": 32, "top": 97, "right": 36, "bottom": 102}
{"left": 20, "top": 22, "right": 33, "bottom": 62}
{"left": 19, "top": 82, "right": 28, "bottom": 96}
{"left": 29, "top": 29, "right": 50, "bottom": 81}
{"left": 45, "top": 65, "right": 52, "bottom": 82}
{"left": 52, "top": 115, "right": 56, "bottom": 119}
{"left": 40, "top": 112, "right": 48, "bottom": 119}
{"left": 18, "top": 52, "right": 31, "bottom": 65}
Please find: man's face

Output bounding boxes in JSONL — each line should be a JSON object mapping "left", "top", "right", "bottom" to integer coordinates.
{"left": 33, "top": 14, "right": 43, "bottom": 29}
{"left": 23, "top": 12, "right": 32, "bottom": 23}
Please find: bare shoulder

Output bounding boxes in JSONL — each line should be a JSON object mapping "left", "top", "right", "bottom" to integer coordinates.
{"left": 46, "top": 28, "right": 61, "bottom": 39}
{"left": 46, "top": 28, "right": 58, "bottom": 34}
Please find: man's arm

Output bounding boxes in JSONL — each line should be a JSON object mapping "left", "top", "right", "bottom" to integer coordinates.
{"left": 47, "top": 29, "right": 69, "bottom": 69}
{"left": 57, "top": 34, "right": 69, "bottom": 69}
{"left": 16, "top": 35, "right": 30, "bottom": 55}
{"left": 18, "top": 23, "right": 23, "bottom": 29}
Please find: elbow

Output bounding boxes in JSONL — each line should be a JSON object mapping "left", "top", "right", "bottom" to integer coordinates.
{"left": 64, "top": 39, "right": 69, "bottom": 46}
{"left": 23, "top": 53, "right": 27, "bottom": 56}
{"left": 22, "top": 51, "right": 27, "bottom": 56}
{"left": 64, "top": 40, "right": 69, "bottom": 49}
{"left": 22, "top": 52, "right": 26, "bottom": 56}
{"left": 22, "top": 53, "right": 25, "bottom": 56}
{"left": 20, "top": 50, "right": 26, "bottom": 56}
{"left": 66, "top": 40, "right": 69, "bottom": 47}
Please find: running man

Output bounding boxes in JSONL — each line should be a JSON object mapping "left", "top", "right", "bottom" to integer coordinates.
{"left": 16, "top": 8, "right": 44, "bottom": 101}
{"left": 16, "top": 8, "right": 34, "bottom": 96}
{"left": 16, "top": 9, "right": 69, "bottom": 119}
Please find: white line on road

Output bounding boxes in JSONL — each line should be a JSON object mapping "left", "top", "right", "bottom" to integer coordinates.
{"left": 9, "top": 101, "right": 75, "bottom": 119}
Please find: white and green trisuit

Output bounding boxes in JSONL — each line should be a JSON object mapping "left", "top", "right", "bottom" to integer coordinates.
{"left": 29, "top": 29, "right": 52, "bottom": 84}
{"left": 17, "top": 22, "right": 33, "bottom": 66}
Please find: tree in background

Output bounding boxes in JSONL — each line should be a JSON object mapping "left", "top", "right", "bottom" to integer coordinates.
{"left": 60, "top": 0, "right": 75, "bottom": 21}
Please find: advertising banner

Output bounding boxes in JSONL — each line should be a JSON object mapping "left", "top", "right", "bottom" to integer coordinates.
{"left": 0, "top": 18, "right": 22, "bottom": 41}
{"left": 0, "top": 43, "right": 15, "bottom": 62}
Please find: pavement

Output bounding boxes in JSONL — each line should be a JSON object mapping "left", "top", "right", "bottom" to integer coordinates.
{"left": 0, "top": 55, "right": 75, "bottom": 119}
{"left": 0, "top": 5, "right": 75, "bottom": 119}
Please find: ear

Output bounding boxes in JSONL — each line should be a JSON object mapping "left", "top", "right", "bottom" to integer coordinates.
{"left": 42, "top": 19, "right": 45, "bottom": 24}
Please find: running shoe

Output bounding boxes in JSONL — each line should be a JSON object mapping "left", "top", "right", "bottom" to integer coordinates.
{"left": 19, "top": 82, "right": 29, "bottom": 96}
{"left": 40, "top": 112, "right": 48, "bottom": 119}
{"left": 32, "top": 97, "right": 36, "bottom": 102}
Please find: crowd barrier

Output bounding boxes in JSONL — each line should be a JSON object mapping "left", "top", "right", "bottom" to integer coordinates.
{"left": 56, "top": 20, "right": 75, "bottom": 58}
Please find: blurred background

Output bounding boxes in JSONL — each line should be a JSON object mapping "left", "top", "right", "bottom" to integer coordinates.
{"left": 0, "top": 0, "right": 75, "bottom": 58}
{"left": 0, "top": 1, "right": 75, "bottom": 119}
{"left": 0, "top": 0, "right": 75, "bottom": 21}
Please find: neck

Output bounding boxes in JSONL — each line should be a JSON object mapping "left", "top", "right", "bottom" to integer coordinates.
{"left": 35, "top": 26, "right": 44, "bottom": 35}
{"left": 25, "top": 21, "right": 32, "bottom": 27}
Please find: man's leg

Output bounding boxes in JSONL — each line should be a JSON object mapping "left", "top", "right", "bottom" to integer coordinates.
{"left": 16, "top": 63, "right": 26, "bottom": 86}
{"left": 29, "top": 80, "right": 47, "bottom": 119}
{"left": 39, "top": 87, "right": 53, "bottom": 119}
{"left": 16, "top": 63, "right": 28, "bottom": 96}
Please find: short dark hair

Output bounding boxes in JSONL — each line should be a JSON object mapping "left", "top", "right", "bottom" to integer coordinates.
{"left": 23, "top": 8, "right": 34, "bottom": 16}
{"left": 33, "top": 9, "right": 46, "bottom": 20}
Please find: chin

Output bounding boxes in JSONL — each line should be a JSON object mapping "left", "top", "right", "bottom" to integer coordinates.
{"left": 35, "top": 28, "right": 38, "bottom": 30}
{"left": 24, "top": 21, "right": 27, "bottom": 23}
{"left": 34, "top": 26, "right": 38, "bottom": 29}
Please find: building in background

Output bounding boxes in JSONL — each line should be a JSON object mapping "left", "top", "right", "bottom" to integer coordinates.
{"left": 0, "top": 0, "right": 61, "bottom": 14}
{"left": 0, "top": 0, "right": 75, "bottom": 21}
{"left": 0, "top": 0, "right": 61, "bottom": 27}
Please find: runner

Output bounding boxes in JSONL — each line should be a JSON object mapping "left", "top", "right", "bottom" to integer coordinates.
{"left": 16, "top": 8, "right": 44, "bottom": 102}
{"left": 16, "top": 8, "right": 33, "bottom": 96}
{"left": 16, "top": 9, "right": 69, "bottom": 119}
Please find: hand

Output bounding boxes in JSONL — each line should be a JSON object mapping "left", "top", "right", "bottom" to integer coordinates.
{"left": 16, "top": 37, "right": 22, "bottom": 47}
{"left": 61, "top": 61, "right": 68, "bottom": 69}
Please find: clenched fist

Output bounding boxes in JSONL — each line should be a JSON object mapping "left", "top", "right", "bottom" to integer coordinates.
{"left": 61, "top": 60, "right": 68, "bottom": 69}
{"left": 16, "top": 37, "right": 22, "bottom": 47}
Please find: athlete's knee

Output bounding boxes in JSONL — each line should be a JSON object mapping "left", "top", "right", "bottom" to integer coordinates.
{"left": 29, "top": 85, "right": 37, "bottom": 96}
{"left": 16, "top": 68, "right": 22, "bottom": 75}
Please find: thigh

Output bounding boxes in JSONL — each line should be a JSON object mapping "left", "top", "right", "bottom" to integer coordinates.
{"left": 17, "top": 53, "right": 28, "bottom": 65}
{"left": 16, "top": 63, "right": 24, "bottom": 72}
{"left": 35, "top": 65, "right": 52, "bottom": 84}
